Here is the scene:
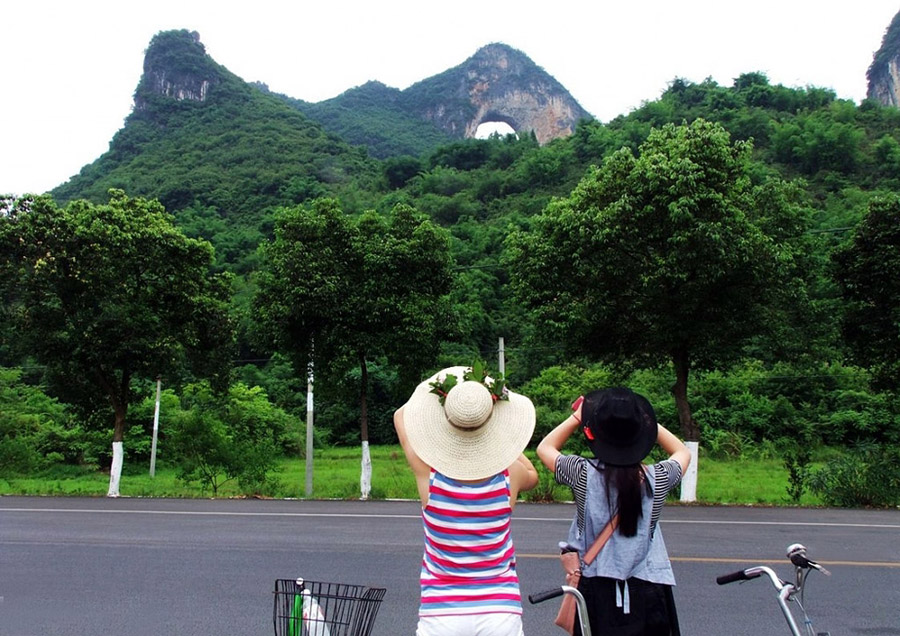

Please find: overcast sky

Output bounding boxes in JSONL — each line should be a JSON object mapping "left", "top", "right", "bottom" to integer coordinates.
{"left": 3, "top": 1, "right": 899, "bottom": 196}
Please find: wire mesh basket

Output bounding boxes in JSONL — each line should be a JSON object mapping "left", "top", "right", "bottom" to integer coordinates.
{"left": 273, "top": 578, "right": 386, "bottom": 636}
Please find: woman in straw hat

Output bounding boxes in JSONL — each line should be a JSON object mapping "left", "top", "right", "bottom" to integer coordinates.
{"left": 394, "top": 366, "right": 539, "bottom": 636}
{"left": 537, "top": 387, "right": 690, "bottom": 636}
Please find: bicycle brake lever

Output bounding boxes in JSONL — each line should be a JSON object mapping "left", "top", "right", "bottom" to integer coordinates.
{"left": 786, "top": 544, "right": 831, "bottom": 576}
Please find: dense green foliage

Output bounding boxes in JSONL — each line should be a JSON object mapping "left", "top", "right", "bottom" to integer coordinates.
{"left": 4, "top": 30, "right": 900, "bottom": 505}
{"left": 833, "top": 196, "right": 900, "bottom": 389}
{"left": 0, "top": 189, "right": 234, "bottom": 492}
{"left": 507, "top": 119, "right": 815, "bottom": 440}
{"left": 809, "top": 443, "right": 900, "bottom": 507}
{"left": 253, "top": 199, "right": 454, "bottom": 444}
{"left": 0, "top": 367, "right": 72, "bottom": 472}
{"left": 270, "top": 81, "right": 454, "bottom": 159}
{"left": 166, "top": 381, "right": 295, "bottom": 495}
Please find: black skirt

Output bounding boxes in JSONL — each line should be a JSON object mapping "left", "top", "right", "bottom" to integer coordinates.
{"left": 573, "top": 575, "right": 680, "bottom": 636}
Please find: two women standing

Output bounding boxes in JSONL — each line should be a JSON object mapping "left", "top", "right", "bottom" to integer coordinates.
{"left": 395, "top": 366, "right": 690, "bottom": 636}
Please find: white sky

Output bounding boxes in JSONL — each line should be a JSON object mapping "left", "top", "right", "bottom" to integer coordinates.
{"left": 3, "top": 1, "right": 899, "bottom": 196}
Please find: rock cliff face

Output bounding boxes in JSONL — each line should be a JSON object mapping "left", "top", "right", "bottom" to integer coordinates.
{"left": 134, "top": 30, "right": 218, "bottom": 111}
{"left": 404, "top": 43, "right": 592, "bottom": 144}
{"left": 867, "top": 12, "right": 900, "bottom": 107}
{"left": 868, "top": 58, "right": 900, "bottom": 107}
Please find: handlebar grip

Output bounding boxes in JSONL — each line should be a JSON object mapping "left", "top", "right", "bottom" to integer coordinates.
{"left": 528, "top": 587, "right": 565, "bottom": 604}
{"left": 716, "top": 570, "right": 752, "bottom": 585}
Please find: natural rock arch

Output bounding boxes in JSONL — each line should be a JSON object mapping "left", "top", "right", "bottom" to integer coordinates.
{"left": 474, "top": 112, "right": 519, "bottom": 138}
{"left": 406, "top": 43, "right": 592, "bottom": 145}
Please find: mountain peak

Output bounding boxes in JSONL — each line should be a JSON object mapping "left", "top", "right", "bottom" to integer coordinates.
{"left": 403, "top": 42, "right": 592, "bottom": 144}
{"left": 134, "top": 30, "right": 221, "bottom": 110}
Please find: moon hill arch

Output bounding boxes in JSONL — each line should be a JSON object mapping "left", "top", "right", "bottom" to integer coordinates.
{"left": 263, "top": 41, "right": 594, "bottom": 158}
{"left": 402, "top": 42, "right": 593, "bottom": 145}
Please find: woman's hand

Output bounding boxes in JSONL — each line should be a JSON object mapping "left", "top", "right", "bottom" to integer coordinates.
{"left": 537, "top": 410, "right": 583, "bottom": 471}
{"left": 657, "top": 424, "right": 691, "bottom": 473}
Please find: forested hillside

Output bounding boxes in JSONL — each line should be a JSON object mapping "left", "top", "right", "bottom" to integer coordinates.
{"left": 4, "top": 27, "right": 900, "bottom": 506}
{"left": 51, "top": 30, "right": 383, "bottom": 273}
{"left": 264, "top": 80, "right": 455, "bottom": 159}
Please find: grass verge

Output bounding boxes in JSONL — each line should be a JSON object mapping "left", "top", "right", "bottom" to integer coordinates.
{"left": 0, "top": 446, "right": 824, "bottom": 506}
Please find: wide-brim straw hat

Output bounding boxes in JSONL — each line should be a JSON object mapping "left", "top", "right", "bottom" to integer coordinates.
{"left": 582, "top": 387, "right": 658, "bottom": 466}
{"left": 402, "top": 366, "right": 535, "bottom": 480}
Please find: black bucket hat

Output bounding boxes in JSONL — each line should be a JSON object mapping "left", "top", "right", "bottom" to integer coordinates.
{"left": 582, "top": 387, "right": 658, "bottom": 466}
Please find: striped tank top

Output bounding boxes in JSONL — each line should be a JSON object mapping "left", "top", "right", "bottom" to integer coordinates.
{"left": 419, "top": 469, "right": 522, "bottom": 617}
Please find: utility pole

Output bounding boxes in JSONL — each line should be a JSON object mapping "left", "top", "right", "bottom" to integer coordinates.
{"left": 305, "top": 359, "right": 314, "bottom": 496}
{"left": 149, "top": 376, "right": 161, "bottom": 477}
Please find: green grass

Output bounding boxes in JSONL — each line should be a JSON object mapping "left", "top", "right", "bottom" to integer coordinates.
{"left": 696, "top": 457, "right": 824, "bottom": 506}
{"left": 0, "top": 446, "right": 825, "bottom": 506}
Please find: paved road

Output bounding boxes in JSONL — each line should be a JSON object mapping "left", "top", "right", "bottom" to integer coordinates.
{"left": 1, "top": 497, "right": 898, "bottom": 635}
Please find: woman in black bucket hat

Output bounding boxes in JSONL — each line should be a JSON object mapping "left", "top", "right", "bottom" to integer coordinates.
{"left": 537, "top": 387, "right": 691, "bottom": 636}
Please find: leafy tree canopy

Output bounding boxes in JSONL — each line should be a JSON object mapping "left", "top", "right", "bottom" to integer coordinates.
{"left": 833, "top": 195, "right": 900, "bottom": 390}
{"left": 506, "top": 119, "right": 814, "bottom": 439}
{"left": 253, "top": 198, "right": 456, "bottom": 402}
{"left": 0, "top": 190, "right": 235, "bottom": 443}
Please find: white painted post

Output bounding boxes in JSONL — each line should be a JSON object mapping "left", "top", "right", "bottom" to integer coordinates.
{"left": 149, "top": 376, "right": 161, "bottom": 477}
{"left": 107, "top": 441, "right": 123, "bottom": 497}
{"left": 498, "top": 337, "right": 505, "bottom": 376}
{"left": 360, "top": 440, "right": 372, "bottom": 500}
{"left": 679, "top": 441, "right": 699, "bottom": 502}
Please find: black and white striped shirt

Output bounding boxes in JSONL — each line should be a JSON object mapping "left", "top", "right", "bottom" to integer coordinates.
{"left": 555, "top": 455, "right": 683, "bottom": 538}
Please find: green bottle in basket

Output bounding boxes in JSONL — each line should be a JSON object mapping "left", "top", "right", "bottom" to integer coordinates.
{"left": 288, "top": 580, "right": 303, "bottom": 636}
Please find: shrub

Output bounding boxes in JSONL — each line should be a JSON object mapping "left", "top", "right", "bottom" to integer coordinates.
{"left": 0, "top": 368, "right": 71, "bottom": 473}
{"left": 167, "top": 382, "right": 289, "bottom": 495}
{"left": 808, "top": 444, "right": 900, "bottom": 507}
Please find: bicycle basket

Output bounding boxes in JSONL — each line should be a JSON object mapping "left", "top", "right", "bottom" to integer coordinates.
{"left": 273, "top": 578, "right": 386, "bottom": 636}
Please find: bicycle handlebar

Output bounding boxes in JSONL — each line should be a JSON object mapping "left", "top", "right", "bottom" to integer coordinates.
{"left": 528, "top": 587, "right": 565, "bottom": 604}
{"left": 717, "top": 565, "right": 786, "bottom": 591}
{"left": 716, "top": 569, "right": 757, "bottom": 585}
{"left": 717, "top": 548, "right": 827, "bottom": 636}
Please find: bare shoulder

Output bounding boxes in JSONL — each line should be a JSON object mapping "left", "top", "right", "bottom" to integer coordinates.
{"left": 508, "top": 453, "right": 539, "bottom": 495}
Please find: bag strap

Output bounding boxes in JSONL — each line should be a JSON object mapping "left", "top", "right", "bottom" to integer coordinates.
{"left": 583, "top": 514, "right": 619, "bottom": 565}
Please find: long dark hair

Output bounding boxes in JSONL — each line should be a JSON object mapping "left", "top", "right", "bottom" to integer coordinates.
{"left": 600, "top": 463, "right": 651, "bottom": 537}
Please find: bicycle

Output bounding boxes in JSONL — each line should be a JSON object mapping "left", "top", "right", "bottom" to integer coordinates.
{"left": 272, "top": 578, "right": 386, "bottom": 636}
{"left": 717, "top": 543, "right": 832, "bottom": 636}
{"left": 528, "top": 584, "right": 593, "bottom": 636}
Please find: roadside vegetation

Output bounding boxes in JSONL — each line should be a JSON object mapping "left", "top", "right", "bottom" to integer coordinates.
{"left": 3, "top": 31, "right": 900, "bottom": 507}
{"left": 0, "top": 447, "right": 830, "bottom": 507}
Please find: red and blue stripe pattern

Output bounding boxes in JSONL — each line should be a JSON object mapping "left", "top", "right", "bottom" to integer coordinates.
{"left": 419, "top": 470, "right": 522, "bottom": 617}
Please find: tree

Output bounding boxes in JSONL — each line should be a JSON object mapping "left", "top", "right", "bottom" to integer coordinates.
{"left": 253, "top": 199, "right": 454, "bottom": 498}
{"left": 506, "top": 119, "right": 809, "bottom": 442}
{"left": 833, "top": 196, "right": 900, "bottom": 389}
{"left": 0, "top": 190, "right": 234, "bottom": 496}
{"left": 168, "top": 382, "right": 292, "bottom": 496}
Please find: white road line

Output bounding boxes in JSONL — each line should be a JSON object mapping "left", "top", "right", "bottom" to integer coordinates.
{"left": 2, "top": 507, "right": 899, "bottom": 530}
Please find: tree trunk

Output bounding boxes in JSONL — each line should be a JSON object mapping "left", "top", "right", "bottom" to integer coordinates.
{"left": 358, "top": 354, "right": 372, "bottom": 500}
{"left": 671, "top": 350, "right": 699, "bottom": 442}
{"left": 100, "top": 369, "right": 130, "bottom": 497}
{"left": 672, "top": 350, "right": 699, "bottom": 503}
{"left": 359, "top": 354, "right": 369, "bottom": 444}
{"left": 107, "top": 398, "right": 128, "bottom": 497}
